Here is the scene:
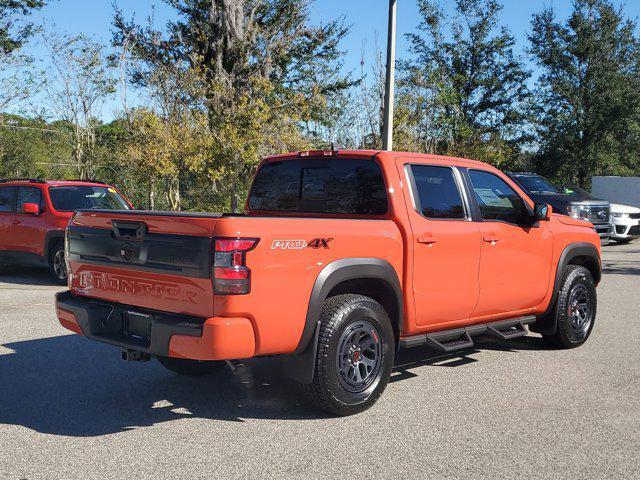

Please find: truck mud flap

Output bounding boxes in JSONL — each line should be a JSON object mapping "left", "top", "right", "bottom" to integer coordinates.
{"left": 280, "top": 321, "right": 321, "bottom": 384}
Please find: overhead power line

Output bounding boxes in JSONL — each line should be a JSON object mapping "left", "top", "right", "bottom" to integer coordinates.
{"left": 0, "top": 124, "right": 69, "bottom": 134}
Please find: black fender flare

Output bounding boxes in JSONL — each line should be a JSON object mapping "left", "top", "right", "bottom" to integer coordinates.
{"left": 283, "top": 258, "right": 403, "bottom": 384}
{"left": 295, "top": 257, "right": 403, "bottom": 354}
{"left": 44, "top": 230, "right": 65, "bottom": 261}
{"left": 533, "top": 242, "right": 601, "bottom": 335}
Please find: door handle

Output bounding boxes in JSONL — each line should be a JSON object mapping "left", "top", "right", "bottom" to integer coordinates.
{"left": 483, "top": 234, "right": 499, "bottom": 243}
{"left": 11, "top": 220, "right": 20, "bottom": 225}
{"left": 417, "top": 235, "right": 439, "bottom": 244}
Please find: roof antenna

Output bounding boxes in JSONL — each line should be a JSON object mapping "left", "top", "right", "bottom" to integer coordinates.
{"left": 330, "top": 142, "right": 343, "bottom": 151}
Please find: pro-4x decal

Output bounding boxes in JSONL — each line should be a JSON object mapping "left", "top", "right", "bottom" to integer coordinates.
{"left": 271, "top": 240, "right": 307, "bottom": 250}
{"left": 271, "top": 238, "right": 333, "bottom": 250}
{"left": 307, "top": 238, "right": 333, "bottom": 249}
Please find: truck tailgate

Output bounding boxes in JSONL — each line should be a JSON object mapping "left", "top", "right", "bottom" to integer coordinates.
{"left": 67, "top": 210, "right": 221, "bottom": 318}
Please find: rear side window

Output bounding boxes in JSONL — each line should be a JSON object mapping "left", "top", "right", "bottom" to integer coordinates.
{"left": 248, "top": 159, "right": 388, "bottom": 215}
{"left": 0, "top": 186, "right": 17, "bottom": 213}
{"left": 17, "top": 187, "right": 42, "bottom": 211}
{"left": 468, "top": 170, "right": 528, "bottom": 224}
{"left": 410, "top": 165, "right": 465, "bottom": 219}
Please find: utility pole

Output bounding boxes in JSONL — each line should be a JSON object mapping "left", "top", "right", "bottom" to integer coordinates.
{"left": 382, "top": 0, "right": 397, "bottom": 151}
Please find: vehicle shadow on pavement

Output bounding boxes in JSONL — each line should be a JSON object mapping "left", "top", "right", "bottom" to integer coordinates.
{"left": 0, "top": 334, "right": 326, "bottom": 437}
{"left": 602, "top": 257, "right": 640, "bottom": 276}
{"left": 0, "top": 332, "right": 551, "bottom": 436}
{"left": 0, "top": 265, "right": 59, "bottom": 287}
{"left": 391, "top": 335, "right": 554, "bottom": 383}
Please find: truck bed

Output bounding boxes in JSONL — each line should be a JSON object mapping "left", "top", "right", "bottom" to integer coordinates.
{"left": 66, "top": 209, "right": 404, "bottom": 355}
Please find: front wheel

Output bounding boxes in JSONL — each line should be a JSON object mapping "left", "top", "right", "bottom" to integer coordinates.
{"left": 543, "top": 265, "right": 597, "bottom": 349}
{"left": 303, "top": 294, "right": 395, "bottom": 416}
{"left": 156, "top": 356, "right": 226, "bottom": 376}
{"left": 48, "top": 243, "right": 67, "bottom": 285}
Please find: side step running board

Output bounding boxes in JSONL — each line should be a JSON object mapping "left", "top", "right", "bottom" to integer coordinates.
{"left": 485, "top": 320, "right": 528, "bottom": 340}
{"left": 399, "top": 316, "right": 536, "bottom": 353}
{"left": 424, "top": 329, "right": 474, "bottom": 353}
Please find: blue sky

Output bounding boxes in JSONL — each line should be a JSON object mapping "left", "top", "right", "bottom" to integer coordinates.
{"left": 23, "top": 0, "right": 640, "bottom": 120}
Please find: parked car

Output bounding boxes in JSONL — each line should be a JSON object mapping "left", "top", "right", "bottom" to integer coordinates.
{"left": 610, "top": 203, "right": 640, "bottom": 243}
{"left": 507, "top": 173, "right": 613, "bottom": 244}
{"left": 0, "top": 179, "right": 132, "bottom": 284}
{"left": 56, "top": 150, "right": 601, "bottom": 415}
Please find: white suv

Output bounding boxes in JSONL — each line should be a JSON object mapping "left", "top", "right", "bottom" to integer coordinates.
{"left": 610, "top": 203, "right": 640, "bottom": 244}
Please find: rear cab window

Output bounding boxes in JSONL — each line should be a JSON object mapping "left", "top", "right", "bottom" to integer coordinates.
{"left": 408, "top": 165, "right": 467, "bottom": 219}
{"left": 48, "top": 185, "right": 130, "bottom": 212}
{"left": 248, "top": 158, "right": 388, "bottom": 215}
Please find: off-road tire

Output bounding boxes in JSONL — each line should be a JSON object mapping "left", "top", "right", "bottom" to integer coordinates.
{"left": 48, "top": 241, "right": 67, "bottom": 285}
{"left": 543, "top": 265, "right": 597, "bottom": 349}
{"left": 303, "top": 294, "right": 395, "bottom": 416}
{"left": 156, "top": 356, "right": 226, "bottom": 376}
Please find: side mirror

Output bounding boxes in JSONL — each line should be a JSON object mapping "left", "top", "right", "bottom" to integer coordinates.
{"left": 533, "top": 202, "right": 552, "bottom": 221}
{"left": 21, "top": 202, "right": 41, "bottom": 215}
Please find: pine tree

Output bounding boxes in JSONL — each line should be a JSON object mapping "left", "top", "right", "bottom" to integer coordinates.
{"left": 113, "top": 0, "right": 353, "bottom": 211}
{"left": 399, "top": 0, "right": 529, "bottom": 165}
{"left": 529, "top": 0, "right": 640, "bottom": 185}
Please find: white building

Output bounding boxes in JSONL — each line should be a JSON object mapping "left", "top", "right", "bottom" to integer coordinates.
{"left": 592, "top": 176, "right": 640, "bottom": 208}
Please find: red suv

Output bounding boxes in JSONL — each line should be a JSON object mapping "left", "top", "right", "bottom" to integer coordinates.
{"left": 0, "top": 179, "right": 131, "bottom": 284}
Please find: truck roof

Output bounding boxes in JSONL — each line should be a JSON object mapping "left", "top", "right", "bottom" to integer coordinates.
{"left": 0, "top": 179, "right": 108, "bottom": 187}
{"left": 508, "top": 172, "right": 541, "bottom": 177}
{"left": 264, "top": 149, "right": 491, "bottom": 169}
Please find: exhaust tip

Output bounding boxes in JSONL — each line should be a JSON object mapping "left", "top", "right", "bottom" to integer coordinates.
{"left": 121, "top": 349, "right": 151, "bottom": 362}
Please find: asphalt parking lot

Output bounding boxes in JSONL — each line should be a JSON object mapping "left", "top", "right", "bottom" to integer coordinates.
{"left": 1, "top": 243, "right": 639, "bottom": 479}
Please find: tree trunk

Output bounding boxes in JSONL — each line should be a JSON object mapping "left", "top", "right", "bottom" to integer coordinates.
{"left": 149, "top": 176, "right": 156, "bottom": 210}
{"left": 167, "top": 174, "right": 181, "bottom": 211}
{"left": 230, "top": 182, "right": 238, "bottom": 213}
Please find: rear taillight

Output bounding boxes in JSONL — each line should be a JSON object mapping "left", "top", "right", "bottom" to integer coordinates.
{"left": 213, "top": 238, "right": 259, "bottom": 295}
{"left": 64, "top": 212, "right": 78, "bottom": 280}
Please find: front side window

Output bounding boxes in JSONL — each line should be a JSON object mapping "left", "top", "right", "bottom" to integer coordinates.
{"left": 248, "top": 158, "right": 388, "bottom": 215}
{"left": 469, "top": 170, "right": 528, "bottom": 224}
{"left": 410, "top": 165, "right": 465, "bottom": 219}
{"left": 17, "top": 187, "right": 43, "bottom": 212}
{"left": 49, "top": 186, "right": 130, "bottom": 212}
{"left": 0, "top": 186, "right": 17, "bottom": 213}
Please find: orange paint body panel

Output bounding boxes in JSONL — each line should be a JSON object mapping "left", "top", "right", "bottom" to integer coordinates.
{"left": 56, "top": 149, "right": 601, "bottom": 363}
{"left": 56, "top": 307, "right": 83, "bottom": 335}
{"left": 169, "top": 317, "right": 255, "bottom": 360}
{"left": 69, "top": 263, "right": 217, "bottom": 318}
{"left": 212, "top": 216, "right": 403, "bottom": 355}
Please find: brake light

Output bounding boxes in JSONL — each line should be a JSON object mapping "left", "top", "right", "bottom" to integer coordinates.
{"left": 298, "top": 150, "right": 338, "bottom": 157}
{"left": 64, "top": 212, "right": 78, "bottom": 281}
{"left": 213, "top": 238, "right": 259, "bottom": 295}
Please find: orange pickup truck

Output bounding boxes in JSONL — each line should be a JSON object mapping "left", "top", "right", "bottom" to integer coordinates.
{"left": 56, "top": 150, "right": 601, "bottom": 415}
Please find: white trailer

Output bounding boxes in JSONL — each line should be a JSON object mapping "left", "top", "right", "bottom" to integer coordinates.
{"left": 591, "top": 176, "right": 640, "bottom": 208}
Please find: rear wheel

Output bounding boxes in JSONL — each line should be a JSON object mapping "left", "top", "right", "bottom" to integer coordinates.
{"left": 156, "top": 356, "right": 226, "bottom": 376}
{"left": 543, "top": 265, "right": 596, "bottom": 349}
{"left": 303, "top": 294, "right": 395, "bottom": 416}
{"left": 48, "top": 242, "right": 67, "bottom": 285}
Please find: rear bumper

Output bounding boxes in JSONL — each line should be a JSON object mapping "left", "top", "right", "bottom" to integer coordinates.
{"left": 55, "top": 291, "right": 255, "bottom": 360}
